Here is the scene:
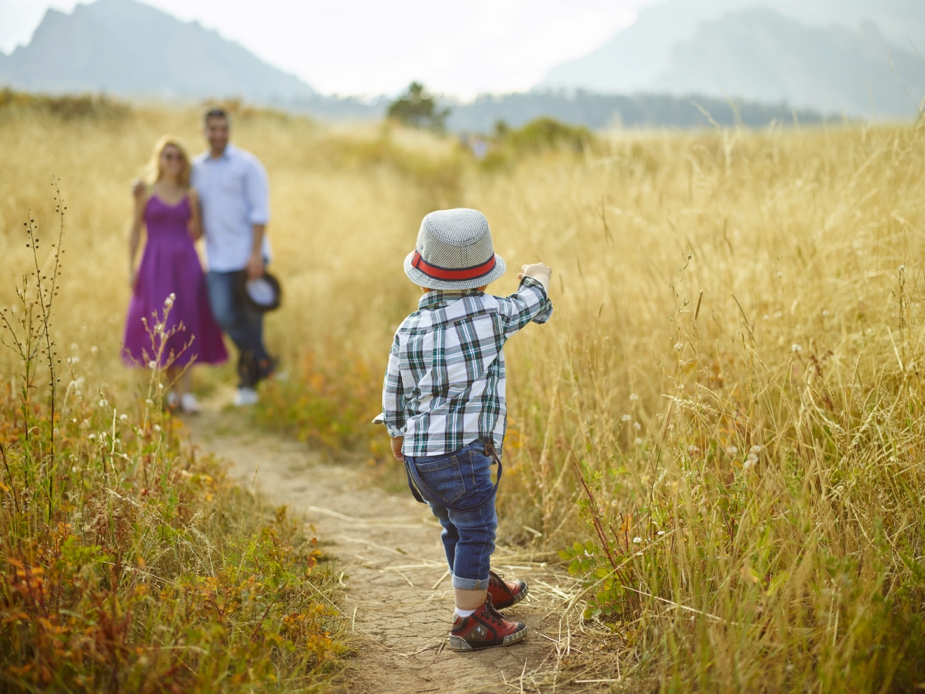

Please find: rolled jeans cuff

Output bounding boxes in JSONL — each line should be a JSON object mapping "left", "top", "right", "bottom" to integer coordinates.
{"left": 452, "top": 573, "right": 490, "bottom": 591}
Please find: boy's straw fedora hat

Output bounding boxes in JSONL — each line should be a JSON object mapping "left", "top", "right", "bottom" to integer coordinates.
{"left": 404, "top": 208, "right": 506, "bottom": 290}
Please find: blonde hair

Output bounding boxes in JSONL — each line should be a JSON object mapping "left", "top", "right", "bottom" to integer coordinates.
{"left": 144, "top": 135, "right": 192, "bottom": 187}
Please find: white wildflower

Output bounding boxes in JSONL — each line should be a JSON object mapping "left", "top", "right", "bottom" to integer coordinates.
{"left": 629, "top": 393, "right": 639, "bottom": 401}
{"left": 728, "top": 446, "right": 738, "bottom": 455}
{"left": 657, "top": 530, "right": 665, "bottom": 536}
{"left": 791, "top": 344, "right": 802, "bottom": 353}
{"left": 633, "top": 536, "right": 642, "bottom": 544}
{"left": 148, "top": 360, "right": 157, "bottom": 370}
{"left": 164, "top": 293, "right": 175, "bottom": 308}
{"left": 88, "top": 434, "right": 96, "bottom": 440}
{"left": 119, "top": 414, "right": 128, "bottom": 422}
{"left": 634, "top": 422, "right": 641, "bottom": 430}
{"left": 750, "top": 445, "right": 761, "bottom": 454}
{"left": 674, "top": 342, "right": 683, "bottom": 351}
{"left": 153, "top": 425, "right": 161, "bottom": 433}
{"left": 635, "top": 437, "right": 643, "bottom": 445}
{"left": 822, "top": 310, "right": 830, "bottom": 317}
{"left": 621, "top": 414, "right": 631, "bottom": 422}
{"left": 98, "top": 399, "right": 108, "bottom": 408}
{"left": 90, "top": 346, "right": 98, "bottom": 354}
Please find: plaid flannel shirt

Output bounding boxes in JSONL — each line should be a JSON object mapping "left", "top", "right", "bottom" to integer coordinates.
{"left": 381, "top": 276, "right": 553, "bottom": 459}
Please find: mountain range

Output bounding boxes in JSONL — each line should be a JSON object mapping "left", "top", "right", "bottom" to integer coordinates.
{"left": 2, "top": 0, "right": 923, "bottom": 127}
{"left": 0, "top": 0, "right": 314, "bottom": 101}
{"left": 541, "top": 0, "right": 925, "bottom": 119}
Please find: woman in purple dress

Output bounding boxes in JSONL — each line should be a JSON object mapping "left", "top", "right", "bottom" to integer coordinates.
{"left": 123, "top": 136, "right": 228, "bottom": 412}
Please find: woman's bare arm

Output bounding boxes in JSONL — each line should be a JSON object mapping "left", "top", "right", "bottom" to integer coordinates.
{"left": 188, "top": 188, "right": 203, "bottom": 241}
{"left": 128, "top": 187, "right": 147, "bottom": 287}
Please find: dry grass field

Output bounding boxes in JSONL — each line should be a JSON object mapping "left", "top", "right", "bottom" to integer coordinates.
{"left": 2, "top": 99, "right": 925, "bottom": 691}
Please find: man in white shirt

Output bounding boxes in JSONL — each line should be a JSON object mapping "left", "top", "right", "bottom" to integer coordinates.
{"left": 193, "top": 108, "right": 274, "bottom": 405}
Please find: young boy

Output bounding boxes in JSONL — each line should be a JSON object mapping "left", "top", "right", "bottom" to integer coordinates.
{"left": 379, "top": 208, "right": 553, "bottom": 651}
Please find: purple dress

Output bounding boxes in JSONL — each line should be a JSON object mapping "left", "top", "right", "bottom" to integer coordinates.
{"left": 122, "top": 194, "right": 228, "bottom": 368}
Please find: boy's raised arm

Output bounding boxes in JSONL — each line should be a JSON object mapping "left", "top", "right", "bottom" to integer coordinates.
{"left": 496, "top": 262, "right": 554, "bottom": 337}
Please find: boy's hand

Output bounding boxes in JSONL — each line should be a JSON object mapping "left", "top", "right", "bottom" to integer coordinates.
{"left": 518, "top": 263, "right": 552, "bottom": 292}
{"left": 390, "top": 436, "right": 404, "bottom": 461}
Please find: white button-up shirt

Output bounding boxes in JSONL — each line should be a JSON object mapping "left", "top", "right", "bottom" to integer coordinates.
{"left": 192, "top": 144, "right": 271, "bottom": 272}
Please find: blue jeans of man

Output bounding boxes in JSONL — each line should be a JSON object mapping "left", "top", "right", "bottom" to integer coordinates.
{"left": 205, "top": 270, "right": 271, "bottom": 388}
{"left": 404, "top": 440, "right": 502, "bottom": 591}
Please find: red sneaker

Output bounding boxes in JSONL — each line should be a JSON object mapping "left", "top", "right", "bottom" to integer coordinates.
{"left": 487, "top": 570, "right": 528, "bottom": 610}
{"left": 449, "top": 595, "right": 527, "bottom": 651}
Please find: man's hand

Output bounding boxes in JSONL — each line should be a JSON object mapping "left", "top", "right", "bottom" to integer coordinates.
{"left": 245, "top": 252, "right": 265, "bottom": 280}
{"left": 390, "top": 436, "right": 404, "bottom": 461}
{"left": 131, "top": 178, "right": 146, "bottom": 198}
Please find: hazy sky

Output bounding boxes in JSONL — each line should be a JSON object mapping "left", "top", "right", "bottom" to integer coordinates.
{"left": 0, "top": 0, "right": 656, "bottom": 97}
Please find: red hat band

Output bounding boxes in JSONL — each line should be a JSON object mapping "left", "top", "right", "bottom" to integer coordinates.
{"left": 411, "top": 251, "right": 497, "bottom": 281}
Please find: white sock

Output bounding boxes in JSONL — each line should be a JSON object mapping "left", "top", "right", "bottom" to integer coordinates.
{"left": 454, "top": 607, "right": 476, "bottom": 618}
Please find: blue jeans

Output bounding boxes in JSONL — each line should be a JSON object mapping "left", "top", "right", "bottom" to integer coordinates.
{"left": 205, "top": 270, "right": 271, "bottom": 388}
{"left": 404, "top": 440, "right": 502, "bottom": 590}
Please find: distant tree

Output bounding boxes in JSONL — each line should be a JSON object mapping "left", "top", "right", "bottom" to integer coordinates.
{"left": 493, "top": 119, "right": 510, "bottom": 138}
{"left": 387, "top": 82, "right": 450, "bottom": 131}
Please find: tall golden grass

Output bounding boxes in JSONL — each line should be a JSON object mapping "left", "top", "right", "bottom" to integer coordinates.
{"left": 3, "top": 102, "right": 924, "bottom": 691}
{"left": 0, "top": 108, "right": 346, "bottom": 689}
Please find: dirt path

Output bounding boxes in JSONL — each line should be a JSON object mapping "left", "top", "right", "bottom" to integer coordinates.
{"left": 182, "top": 393, "right": 598, "bottom": 693}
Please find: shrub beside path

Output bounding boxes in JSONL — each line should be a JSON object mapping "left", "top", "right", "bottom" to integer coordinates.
{"left": 182, "top": 393, "right": 599, "bottom": 693}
